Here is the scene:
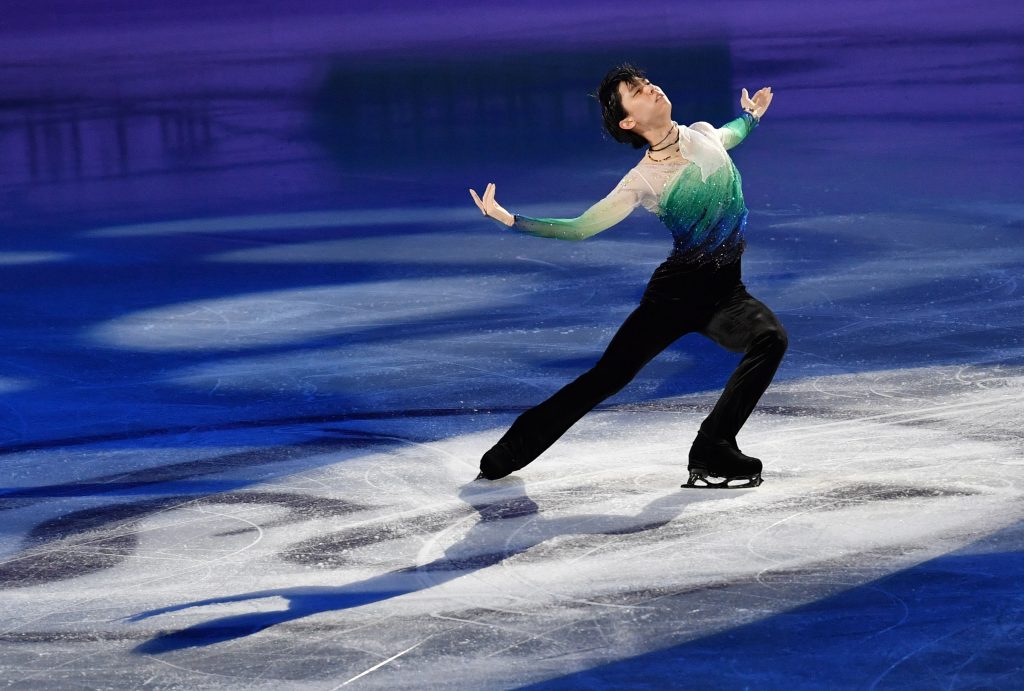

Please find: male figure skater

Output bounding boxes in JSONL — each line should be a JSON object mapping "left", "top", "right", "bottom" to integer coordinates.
{"left": 469, "top": 64, "right": 786, "bottom": 488}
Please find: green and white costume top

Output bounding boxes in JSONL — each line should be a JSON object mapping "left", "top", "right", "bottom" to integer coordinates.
{"left": 512, "top": 112, "right": 759, "bottom": 267}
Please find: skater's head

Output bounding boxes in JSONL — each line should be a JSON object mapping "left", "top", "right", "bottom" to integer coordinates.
{"left": 596, "top": 63, "right": 673, "bottom": 149}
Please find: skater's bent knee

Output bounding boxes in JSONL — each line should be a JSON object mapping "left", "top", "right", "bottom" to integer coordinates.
{"left": 755, "top": 326, "right": 788, "bottom": 354}
{"left": 775, "top": 326, "right": 789, "bottom": 352}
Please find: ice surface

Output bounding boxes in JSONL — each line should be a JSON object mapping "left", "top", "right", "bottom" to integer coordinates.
{"left": 1, "top": 368, "right": 1022, "bottom": 688}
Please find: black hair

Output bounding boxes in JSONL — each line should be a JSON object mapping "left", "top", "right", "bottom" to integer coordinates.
{"left": 593, "top": 63, "right": 649, "bottom": 149}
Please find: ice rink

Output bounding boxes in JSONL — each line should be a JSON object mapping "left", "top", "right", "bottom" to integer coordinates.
{"left": 1, "top": 1, "right": 1022, "bottom": 688}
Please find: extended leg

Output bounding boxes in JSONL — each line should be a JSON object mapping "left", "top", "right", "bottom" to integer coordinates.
{"left": 480, "top": 300, "right": 694, "bottom": 479}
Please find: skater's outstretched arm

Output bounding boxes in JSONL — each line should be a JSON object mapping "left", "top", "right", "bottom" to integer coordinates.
{"left": 469, "top": 176, "right": 643, "bottom": 241}
{"left": 716, "top": 86, "right": 773, "bottom": 150}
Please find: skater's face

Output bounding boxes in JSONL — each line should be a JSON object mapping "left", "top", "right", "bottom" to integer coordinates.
{"left": 617, "top": 77, "right": 671, "bottom": 131}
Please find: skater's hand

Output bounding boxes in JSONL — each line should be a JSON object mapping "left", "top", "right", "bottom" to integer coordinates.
{"left": 469, "top": 182, "right": 515, "bottom": 227}
{"left": 740, "top": 87, "right": 773, "bottom": 119}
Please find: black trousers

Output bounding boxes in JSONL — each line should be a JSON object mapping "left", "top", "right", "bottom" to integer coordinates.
{"left": 494, "top": 257, "right": 787, "bottom": 466}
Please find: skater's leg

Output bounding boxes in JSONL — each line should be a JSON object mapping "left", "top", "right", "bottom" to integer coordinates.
{"left": 698, "top": 284, "right": 788, "bottom": 443}
{"left": 681, "top": 285, "right": 785, "bottom": 488}
{"left": 481, "top": 299, "right": 693, "bottom": 478}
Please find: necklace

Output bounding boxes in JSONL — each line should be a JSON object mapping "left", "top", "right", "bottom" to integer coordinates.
{"left": 649, "top": 122, "right": 676, "bottom": 150}
{"left": 647, "top": 122, "right": 680, "bottom": 162}
{"left": 647, "top": 131, "right": 681, "bottom": 162}
{"left": 646, "top": 148, "right": 682, "bottom": 163}
{"left": 648, "top": 130, "right": 679, "bottom": 154}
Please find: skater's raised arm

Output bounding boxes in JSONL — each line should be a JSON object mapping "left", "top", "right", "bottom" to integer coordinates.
{"left": 716, "top": 86, "right": 773, "bottom": 150}
{"left": 469, "top": 176, "right": 643, "bottom": 242}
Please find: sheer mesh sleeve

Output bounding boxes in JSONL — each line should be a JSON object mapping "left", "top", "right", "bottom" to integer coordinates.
{"left": 510, "top": 173, "right": 646, "bottom": 241}
{"left": 716, "top": 112, "right": 759, "bottom": 151}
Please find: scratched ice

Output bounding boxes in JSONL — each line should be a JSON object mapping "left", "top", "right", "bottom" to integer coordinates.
{"left": 1, "top": 1, "right": 1023, "bottom": 689}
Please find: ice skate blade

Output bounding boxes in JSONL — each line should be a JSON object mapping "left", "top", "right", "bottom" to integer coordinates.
{"left": 682, "top": 471, "right": 763, "bottom": 489}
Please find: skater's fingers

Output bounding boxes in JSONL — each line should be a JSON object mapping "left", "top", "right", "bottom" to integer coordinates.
{"left": 469, "top": 188, "right": 486, "bottom": 213}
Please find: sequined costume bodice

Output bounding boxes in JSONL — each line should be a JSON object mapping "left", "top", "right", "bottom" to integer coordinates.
{"left": 510, "top": 113, "right": 758, "bottom": 267}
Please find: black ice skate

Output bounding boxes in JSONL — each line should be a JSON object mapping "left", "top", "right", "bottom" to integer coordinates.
{"left": 683, "top": 431, "right": 763, "bottom": 489}
{"left": 476, "top": 442, "right": 520, "bottom": 481}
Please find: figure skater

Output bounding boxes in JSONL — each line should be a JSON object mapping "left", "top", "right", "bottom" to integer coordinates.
{"left": 469, "top": 64, "right": 786, "bottom": 488}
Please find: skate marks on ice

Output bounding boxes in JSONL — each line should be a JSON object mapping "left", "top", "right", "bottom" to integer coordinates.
{"left": 522, "top": 535, "right": 1024, "bottom": 690}
{"left": 354, "top": 373, "right": 1021, "bottom": 688}
{"left": 0, "top": 365, "right": 1020, "bottom": 687}
{"left": 0, "top": 426, "right": 402, "bottom": 595}
{"left": 0, "top": 492, "right": 368, "bottom": 589}
{"left": 124, "top": 480, "right": 700, "bottom": 655}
